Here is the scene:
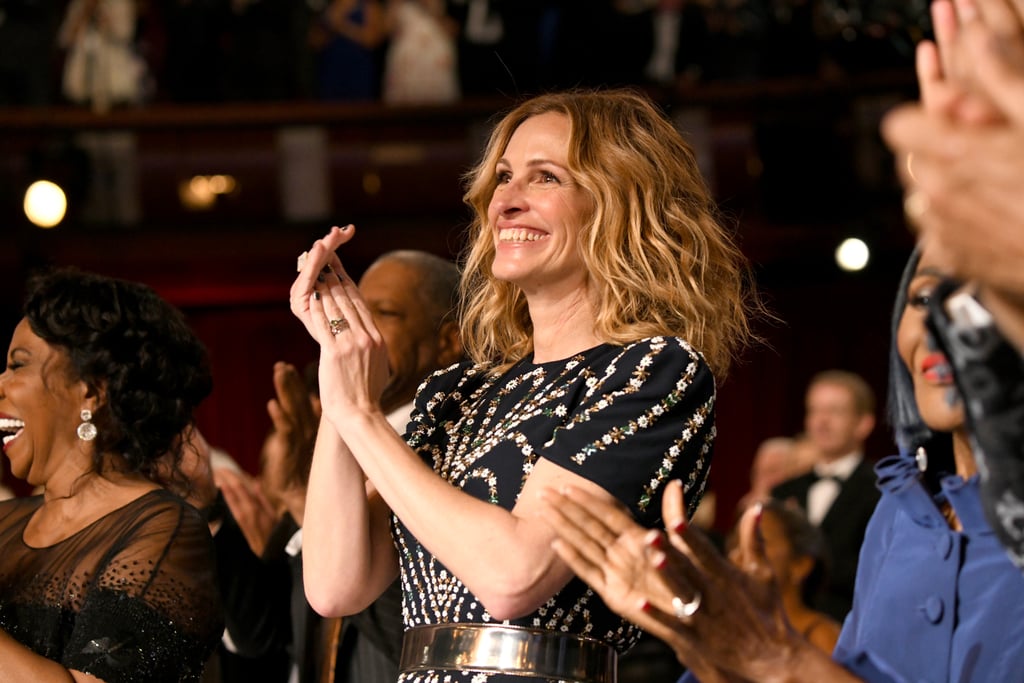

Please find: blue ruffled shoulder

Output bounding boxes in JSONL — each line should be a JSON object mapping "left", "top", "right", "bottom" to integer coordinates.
{"left": 873, "top": 449, "right": 948, "bottom": 529}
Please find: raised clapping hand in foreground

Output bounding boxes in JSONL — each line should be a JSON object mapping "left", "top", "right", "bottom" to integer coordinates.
{"left": 882, "top": 0, "right": 1024, "bottom": 351}
{"left": 540, "top": 481, "right": 862, "bottom": 683}
{"left": 290, "top": 225, "right": 391, "bottom": 429}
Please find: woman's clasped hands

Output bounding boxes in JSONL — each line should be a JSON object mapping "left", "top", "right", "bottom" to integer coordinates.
{"left": 290, "top": 225, "right": 391, "bottom": 426}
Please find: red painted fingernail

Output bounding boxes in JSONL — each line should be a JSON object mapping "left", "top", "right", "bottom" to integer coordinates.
{"left": 672, "top": 519, "right": 687, "bottom": 535}
{"left": 647, "top": 532, "right": 663, "bottom": 549}
{"left": 640, "top": 599, "right": 652, "bottom": 613}
{"left": 651, "top": 550, "right": 667, "bottom": 570}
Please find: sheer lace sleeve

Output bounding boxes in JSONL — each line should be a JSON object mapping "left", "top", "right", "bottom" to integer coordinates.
{"left": 60, "top": 490, "right": 223, "bottom": 682}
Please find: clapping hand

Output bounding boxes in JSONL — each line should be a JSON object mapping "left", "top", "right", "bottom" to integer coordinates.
{"left": 216, "top": 467, "right": 278, "bottom": 558}
{"left": 290, "top": 225, "right": 391, "bottom": 429}
{"left": 259, "top": 361, "right": 320, "bottom": 525}
{"left": 542, "top": 480, "right": 804, "bottom": 683}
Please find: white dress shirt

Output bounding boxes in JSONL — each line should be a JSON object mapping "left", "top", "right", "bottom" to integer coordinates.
{"left": 807, "top": 451, "right": 863, "bottom": 526}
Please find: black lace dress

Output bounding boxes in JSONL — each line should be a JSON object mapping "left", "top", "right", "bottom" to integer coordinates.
{"left": 0, "top": 488, "right": 224, "bottom": 682}
{"left": 395, "top": 337, "right": 717, "bottom": 683}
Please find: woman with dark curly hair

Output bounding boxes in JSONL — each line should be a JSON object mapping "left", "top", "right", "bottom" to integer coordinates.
{"left": 0, "top": 268, "right": 223, "bottom": 682}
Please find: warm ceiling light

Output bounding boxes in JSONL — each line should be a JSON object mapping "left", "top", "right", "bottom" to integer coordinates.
{"left": 23, "top": 180, "right": 67, "bottom": 228}
{"left": 208, "top": 174, "right": 236, "bottom": 194}
{"left": 836, "top": 237, "right": 870, "bottom": 272}
{"left": 179, "top": 174, "right": 238, "bottom": 211}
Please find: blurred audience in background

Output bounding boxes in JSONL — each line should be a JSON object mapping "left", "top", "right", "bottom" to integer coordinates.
{"left": 310, "top": 0, "right": 387, "bottom": 102}
{"left": 0, "top": 0, "right": 932, "bottom": 108}
{"left": 58, "top": 0, "right": 149, "bottom": 112}
{"left": 381, "top": 0, "right": 459, "bottom": 104}
{"left": 772, "top": 369, "right": 881, "bottom": 622}
{"left": 728, "top": 498, "right": 841, "bottom": 654}
{"left": 736, "top": 434, "right": 816, "bottom": 513}
{"left": 0, "top": 1, "right": 61, "bottom": 106}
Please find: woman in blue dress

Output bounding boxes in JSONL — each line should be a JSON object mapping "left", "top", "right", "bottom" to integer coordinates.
{"left": 541, "top": 241, "right": 1024, "bottom": 683}
{"left": 288, "top": 88, "right": 759, "bottom": 682}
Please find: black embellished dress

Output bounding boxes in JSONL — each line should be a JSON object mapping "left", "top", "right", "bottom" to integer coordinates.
{"left": 0, "top": 488, "right": 224, "bottom": 682}
{"left": 395, "top": 337, "right": 716, "bottom": 683}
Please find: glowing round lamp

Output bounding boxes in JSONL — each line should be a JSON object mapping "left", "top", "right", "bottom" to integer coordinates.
{"left": 835, "top": 237, "right": 870, "bottom": 272}
{"left": 24, "top": 180, "right": 68, "bottom": 228}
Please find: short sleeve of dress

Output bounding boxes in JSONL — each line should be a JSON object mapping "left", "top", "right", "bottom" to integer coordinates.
{"left": 540, "top": 337, "right": 715, "bottom": 524}
{"left": 61, "top": 492, "right": 224, "bottom": 682}
{"left": 404, "top": 360, "right": 481, "bottom": 456}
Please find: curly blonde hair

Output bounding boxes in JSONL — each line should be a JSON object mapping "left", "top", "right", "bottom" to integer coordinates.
{"left": 459, "top": 88, "right": 759, "bottom": 378}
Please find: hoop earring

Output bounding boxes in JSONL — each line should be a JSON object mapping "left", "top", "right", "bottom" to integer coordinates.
{"left": 77, "top": 409, "right": 97, "bottom": 442}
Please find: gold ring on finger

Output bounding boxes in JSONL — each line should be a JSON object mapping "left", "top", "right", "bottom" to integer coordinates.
{"left": 329, "top": 318, "right": 349, "bottom": 335}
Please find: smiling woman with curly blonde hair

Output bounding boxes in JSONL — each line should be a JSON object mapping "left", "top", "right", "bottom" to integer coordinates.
{"left": 459, "top": 88, "right": 758, "bottom": 379}
{"left": 292, "top": 87, "right": 762, "bottom": 683}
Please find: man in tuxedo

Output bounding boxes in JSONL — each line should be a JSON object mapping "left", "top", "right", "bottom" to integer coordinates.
{"left": 772, "top": 370, "right": 881, "bottom": 622}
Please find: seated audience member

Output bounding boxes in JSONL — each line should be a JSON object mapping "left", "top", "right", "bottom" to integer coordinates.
{"left": 728, "top": 499, "right": 840, "bottom": 654}
{"left": 0, "top": 268, "right": 223, "bottom": 682}
{"left": 541, "top": 241, "right": 1024, "bottom": 682}
{"left": 772, "top": 369, "right": 880, "bottom": 621}
{"left": 220, "top": 249, "right": 463, "bottom": 683}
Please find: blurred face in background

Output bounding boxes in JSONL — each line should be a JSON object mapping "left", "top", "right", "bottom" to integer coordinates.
{"left": 804, "top": 381, "right": 873, "bottom": 462}
{"left": 359, "top": 259, "right": 461, "bottom": 414}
